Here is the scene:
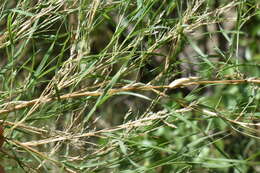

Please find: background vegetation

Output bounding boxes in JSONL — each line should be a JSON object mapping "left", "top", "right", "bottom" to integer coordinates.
{"left": 0, "top": 0, "right": 259, "bottom": 172}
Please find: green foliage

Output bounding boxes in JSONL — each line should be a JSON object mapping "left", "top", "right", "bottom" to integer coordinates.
{"left": 0, "top": 0, "right": 259, "bottom": 172}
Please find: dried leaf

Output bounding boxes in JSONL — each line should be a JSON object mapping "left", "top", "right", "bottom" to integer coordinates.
{"left": 0, "top": 126, "right": 4, "bottom": 148}
{"left": 0, "top": 165, "right": 5, "bottom": 173}
{"left": 169, "top": 77, "right": 199, "bottom": 88}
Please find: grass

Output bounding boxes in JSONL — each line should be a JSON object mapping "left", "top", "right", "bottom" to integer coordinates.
{"left": 0, "top": 0, "right": 260, "bottom": 172}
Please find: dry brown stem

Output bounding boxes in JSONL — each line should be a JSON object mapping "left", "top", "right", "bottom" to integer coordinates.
{"left": 0, "top": 78, "right": 259, "bottom": 115}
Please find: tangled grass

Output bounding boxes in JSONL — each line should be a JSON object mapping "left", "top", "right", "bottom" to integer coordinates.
{"left": 0, "top": 0, "right": 259, "bottom": 172}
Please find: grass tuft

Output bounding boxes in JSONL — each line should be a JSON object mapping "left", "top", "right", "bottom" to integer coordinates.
{"left": 0, "top": 0, "right": 259, "bottom": 172}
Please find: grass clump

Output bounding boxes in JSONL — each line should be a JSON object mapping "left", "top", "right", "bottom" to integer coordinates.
{"left": 0, "top": 0, "right": 259, "bottom": 172}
